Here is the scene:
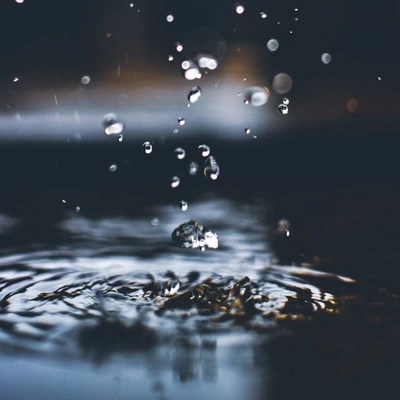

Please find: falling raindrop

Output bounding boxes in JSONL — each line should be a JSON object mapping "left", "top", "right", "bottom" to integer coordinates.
{"left": 244, "top": 87, "right": 269, "bottom": 106}
{"left": 168, "top": 55, "right": 174, "bottom": 61}
{"left": 75, "top": 206, "right": 81, "bottom": 213}
{"left": 272, "top": 73, "right": 293, "bottom": 94}
{"left": 109, "top": 164, "right": 117, "bottom": 172}
{"left": 260, "top": 12, "right": 267, "bottom": 19}
{"left": 166, "top": 14, "right": 174, "bottom": 22}
{"left": 13, "top": 77, "right": 19, "bottom": 82}
{"left": 179, "top": 200, "right": 188, "bottom": 211}
{"left": 171, "top": 176, "right": 180, "bottom": 188}
{"left": 178, "top": 117, "right": 186, "bottom": 126}
{"left": 235, "top": 3, "right": 245, "bottom": 14}
{"left": 188, "top": 87, "right": 202, "bottom": 103}
{"left": 277, "top": 219, "right": 290, "bottom": 237}
{"left": 103, "top": 113, "right": 124, "bottom": 135}
{"left": 198, "top": 144, "right": 210, "bottom": 157}
{"left": 189, "top": 162, "right": 199, "bottom": 175}
{"left": 118, "top": 134, "right": 124, "bottom": 142}
{"left": 173, "top": 128, "right": 179, "bottom": 134}
{"left": 266, "top": 39, "right": 279, "bottom": 52}
{"left": 106, "top": 33, "right": 111, "bottom": 38}
{"left": 174, "top": 148, "right": 186, "bottom": 160}
{"left": 245, "top": 127, "right": 251, "bottom": 134}
{"left": 175, "top": 42, "right": 183, "bottom": 52}
{"left": 181, "top": 60, "right": 201, "bottom": 80}
{"left": 283, "top": 98, "right": 290, "bottom": 105}
{"left": 129, "top": 3, "right": 134, "bottom": 7}
{"left": 278, "top": 104, "right": 289, "bottom": 114}
{"left": 196, "top": 54, "right": 218, "bottom": 70}
{"left": 321, "top": 53, "right": 332, "bottom": 64}
{"left": 142, "top": 141, "right": 153, "bottom": 154}
{"left": 81, "top": 75, "right": 91, "bottom": 85}
{"left": 204, "top": 156, "right": 220, "bottom": 180}
{"left": 15, "top": 0, "right": 24, "bottom": 3}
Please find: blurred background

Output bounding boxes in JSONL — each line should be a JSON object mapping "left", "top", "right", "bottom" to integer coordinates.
{"left": 1, "top": 1, "right": 400, "bottom": 399}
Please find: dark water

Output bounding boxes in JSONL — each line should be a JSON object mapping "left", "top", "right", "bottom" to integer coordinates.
{"left": 1, "top": 194, "right": 399, "bottom": 400}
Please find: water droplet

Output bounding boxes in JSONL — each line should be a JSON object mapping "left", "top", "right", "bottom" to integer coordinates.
{"left": 166, "top": 14, "right": 174, "bottom": 22}
{"left": 321, "top": 53, "right": 332, "bottom": 64}
{"left": 294, "top": 17, "right": 299, "bottom": 21}
{"left": 179, "top": 200, "right": 188, "bottom": 211}
{"left": 278, "top": 104, "right": 289, "bottom": 114}
{"left": 106, "top": 33, "right": 111, "bottom": 38}
{"left": 204, "top": 156, "right": 220, "bottom": 180}
{"left": 283, "top": 98, "right": 290, "bottom": 105}
{"left": 173, "top": 128, "right": 179, "bottom": 134}
{"left": 151, "top": 218, "right": 160, "bottom": 226}
{"left": 61, "top": 199, "right": 66, "bottom": 204}
{"left": 245, "top": 127, "right": 251, "bottom": 134}
{"left": 244, "top": 87, "right": 269, "bottom": 106}
{"left": 178, "top": 117, "right": 186, "bottom": 126}
{"left": 109, "top": 164, "right": 118, "bottom": 172}
{"left": 272, "top": 73, "right": 293, "bottom": 94}
{"left": 196, "top": 54, "right": 218, "bottom": 70}
{"left": 378, "top": 76, "right": 382, "bottom": 81}
{"left": 81, "top": 75, "right": 91, "bottom": 85}
{"left": 277, "top": 219, "right": 290, "bottom": 237}
{"left": 13, "top": 77, "right": 19, "bottom": 82}
{"left": 346, "top": 98, "right": 359, "bottom": 113}
{"left": 181, "top": 60, "right": 201, "bottom": 80}
{"left": 188, "top": 162, "right": 199, "bottom": 175}
{"left": 15, "top": 0, "right": 24, "bottom": 3}
{"left": 75, "top": 206, "right": 81, "bottom": 213}
{"left": 266, "top": 39, "right": 279, "bottom": 52}
{"left": 260, "top": 12, "right": 267, "bottom": 19}
{"left": 142, "top": 141, "right": 153, "bottom": 154}
{"left": 168, "top": 55, "right": 174, "bottom": 61}
{"left": 170, "top": 176, "right": 180, "bottom": 188}
{"left": 172, "top": 220, "right": 218, "bottom": 250}
{"left": 118, "top": 134, "right": 124, "bottom": 142}
{"left": 235, "top": 3, "right": 245, "bottom": 14}
{"left": 129, "top": 3, "right": 134, "bottom": 7}
{"left": 175, "top": 42, "right": 183, "bottom": 52}
{"left": 174, "top": 147, "right": 186, "bottom": 160}
{"left": 103, "top": 113, "right": 124, "bottom": 135}
{"left": 198, "top": 144, "right": 210, "bottom": 157}
{"left": 187, "top": 86, "right": 202, "bottom": 103}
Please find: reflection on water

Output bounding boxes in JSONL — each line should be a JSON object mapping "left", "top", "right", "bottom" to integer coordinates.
{"left": 0, "top": 197, "right": 399, "bottom": 399}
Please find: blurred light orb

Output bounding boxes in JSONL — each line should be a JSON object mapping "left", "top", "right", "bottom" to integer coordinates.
{"left": 235, "top": 4, "right": 245, "bottom": 14}
{"left": 244, "top": 86, "right": 269, "bottom": 107}
{"left": 321, "top": 53, "right": 332, "bottom": 64}
{"left": 346, "top": 98, "right": 359, "bottom": 113}
{"left": 196, "top": 54, "right": 218, "bottom": 70}
{"left": 272, "top": 73, "right": 293, "bottom": 94}
{"left": 168, "top": 55, "right": 174, "bottom": 61}
{"left": 266, "top": 39, "right": 279, "bottom": 52}
{"left": 175, "top": 42, "right": 183, "bottom": 52}
{"left": 81, "top": 75, "right": 91, "bottom": 85}
{"left": 166, "top": 14, "right": 174, "bottom": 22}
{"left": 260, "top": 12, "right": 267, "bottom": 19}
{"left": 15, "top": 0, "right": 24, "bottom": 3}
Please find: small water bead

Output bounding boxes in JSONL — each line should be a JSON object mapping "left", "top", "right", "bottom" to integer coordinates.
{"left": 272, "top": 73, "right": 293, "bottom": 94}
{"left": 188, "top": 161, "right": 199, "bottom": 175}
{"left": 235, "top": 4, "right": 245, "bottom": 14}
{"left": 13, "top": 77, "right": 19, "bottom": 82}
{"left": 204, "top": 156, "right": 220, "bottom": 180}
{"left": 181, "top": 61, "right": 201, "bottom": 80}
{"left": 197, "top": 54, "right": 218, "bottom": 70}
{"left": 245, "top": 127, "right": 251, "bottom": 134}
{"left": 260, "top": 12, "right": 267, "bottom": 18}
{"left": 173, "top": 128, "right": 179, "bottom": 134}
{"left": 178, "top": 117, "right": 186, "bottom": 126}
{"left": 170, "top": 176, "right": 180, "bottom": 188}
{"left": 109, "top": 164, "right": 118, "bottom": 172}
{"left": 166, "top": 14, "right": 174, "bottom": 22}
{"left": 81, "top": 75, "right": 91, "bottom": 85}
{"left": 106, "top": 33, "right": 111, "bottom": 38}
{"left": 266, "top": 39, "right": 279, "bottom": 52}
{"left": 168, "top": 55, "right": 174, "bottom": 61}
{"left": 151, "top": 218, "right": 160, "bottom": 226}
{"left": 179, "top": 200, "right": 188, "bottom": 211}
{"left": 278, "top": 104, "right": 289, "bottom": 114}
{"left": 75, "top": 206, "right": 81, "bottom": 213}
{"left": 103, "top": 113, "right": 124, "bottom": 135}
{"left": 187, "top": 87, "right": 202, "bottom": 103}
{"left": 198, "top": 144, "right": 210, "bottom": 157}
{"left": 174, "top": 147, "right": 186, "bottom": 160}
{"left": 118, "top": 134, "right": 124, "bottom": 142}
{"left": 142, "top": 141, "right": 153, "bottom": 154}
{"left": 175, "top": 42, "right": 183, "bottom": 52}
{"left": 283, "top": 98, "right": 290, "bottom": 105}
{"left": 321, "top": 53, "right": 332, "bottom": 64}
